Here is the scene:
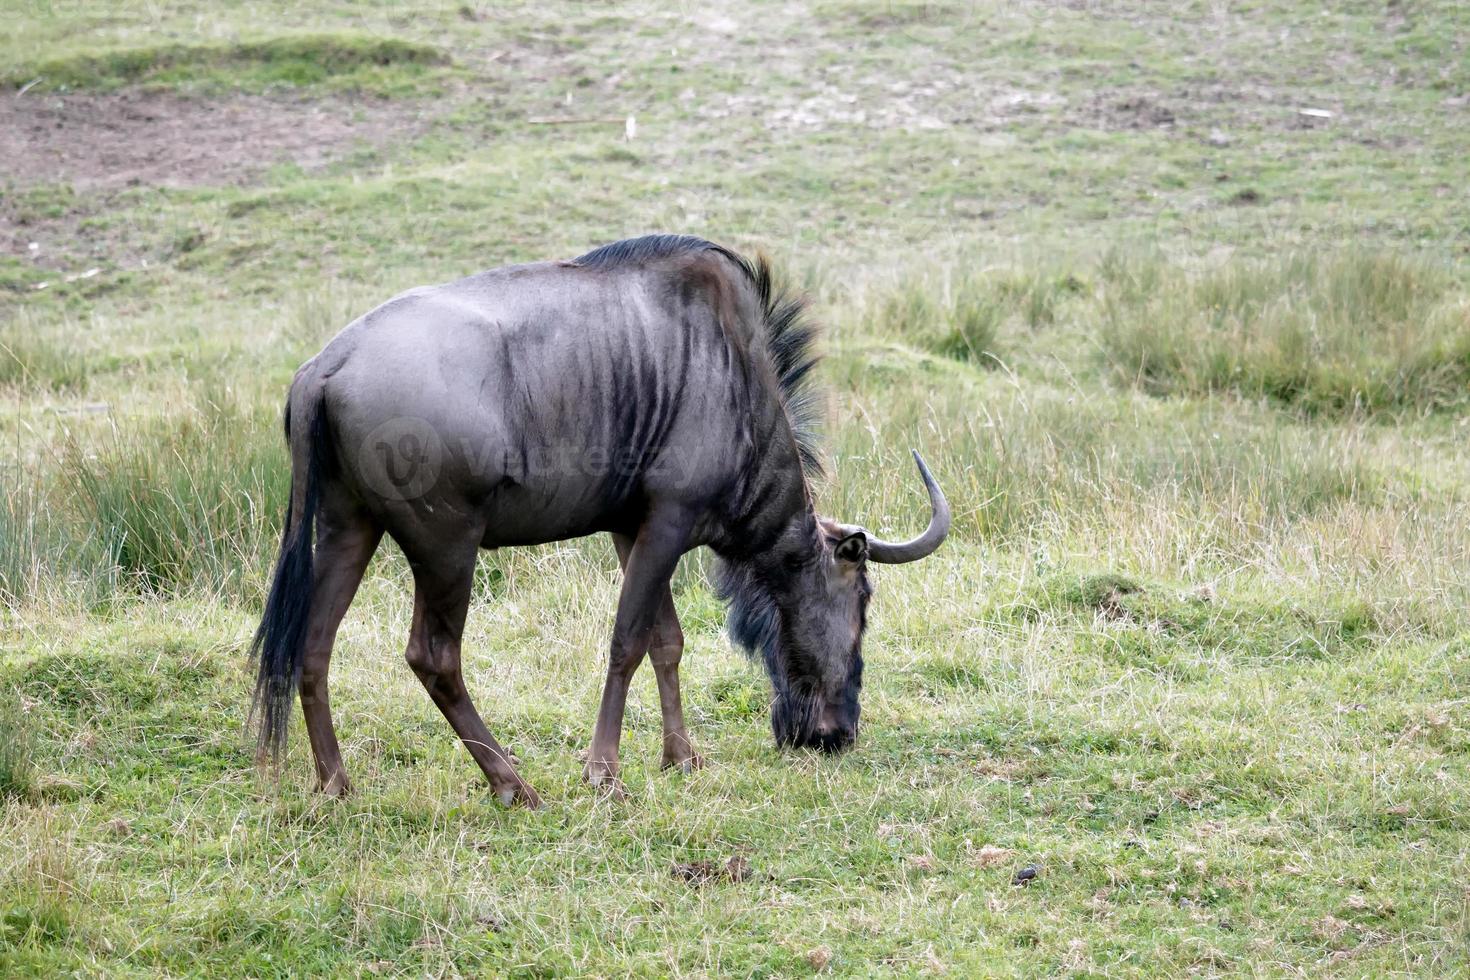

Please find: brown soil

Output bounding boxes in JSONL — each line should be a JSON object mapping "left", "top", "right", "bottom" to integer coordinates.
{"left": 0, "top": 89, "right": 437, "bottom": 190}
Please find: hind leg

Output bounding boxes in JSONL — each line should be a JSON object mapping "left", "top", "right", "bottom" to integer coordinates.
{"left": 648, "top": 590, "right": 702, "bottom": 773}
{"left": 402, "top": 540, "right": 540, "bottom": 808}
{"left": 300, "top": 503, "right": 381, "bottom": 796}
{"left": 611, "top": 533, "right": 702, "bottom": 773}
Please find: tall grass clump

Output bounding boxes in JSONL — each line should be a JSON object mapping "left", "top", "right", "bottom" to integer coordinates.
{"left": 970, "top": 399, "right": 1381, "bottom": 542}
{"left": 0, "top": 481, "right": 79, "bottom": 606}
{"left": 0, "top": 326, "right": 90, "bottom": 392}
{"left": 1099, "top": 250, "right": 1470, "bottom": 414}
{"left": 872, "top": 274, "right": 1004, "bottom": 363}
{"left": 0, "top": 689, "right": 36, "bottom": 800}
{"left": 868, "top": 262, "right": 1086, "bottom": 363}
{"left": 62, "top": 402, "right": 289, "bottom": 601}
{"left": 991, "top": 267, "right": 1085, "bottom": 329}
{"left": 826, "top": 382, "right": 1380, "bottom": 562}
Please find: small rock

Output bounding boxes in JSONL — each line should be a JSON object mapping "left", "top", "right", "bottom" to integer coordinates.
{"left": 1013, "top": 864, "right": 1040, "bottom": 886}
{"left": 1207, "top": 129, "right": 1231, "bottom": 147}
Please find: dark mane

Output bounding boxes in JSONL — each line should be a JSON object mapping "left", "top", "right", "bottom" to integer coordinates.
{"left": 574, "top": 233, "right": 733, "bottom": 270}
{"left": 572, "top": 234, "right": 824, "bottom": 478}
{"left": 716, "top": 558, "right": 783, "bottom": 672}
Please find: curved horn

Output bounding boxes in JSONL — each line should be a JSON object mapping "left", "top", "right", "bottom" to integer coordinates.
{"left": 865, "top": 451, "right": 951, "bottom": 564}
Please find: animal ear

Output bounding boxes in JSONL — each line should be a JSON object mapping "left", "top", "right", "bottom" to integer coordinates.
{"left": 834, "top": 531, "right": 868, "bottom": 565}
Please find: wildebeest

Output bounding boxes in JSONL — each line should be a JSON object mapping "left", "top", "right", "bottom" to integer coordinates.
{"left": 251, "top": 235, "right": 949, "bottom": 806}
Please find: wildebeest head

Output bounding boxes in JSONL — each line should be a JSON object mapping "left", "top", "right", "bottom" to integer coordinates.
{"left": 721, "top": 452, "right": 950, "bottom": 754}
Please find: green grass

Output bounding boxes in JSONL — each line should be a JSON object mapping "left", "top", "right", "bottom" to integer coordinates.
{"left": 60, "top": 400, "right": 288, "bottom": 600}
{"left": 0, "top": 688, "right": 36, "bottom": 801}
{"left": 872, "top": 272, "right": 1006, "bottom": 364}
{"left": 0, "top": 484, "right": 64, "bottom": 608}
{"left": 0, "top": 326, "right": 91, "bottom": 392}
{"left": 1098, "top": 250, "right": 1470, "bottom": 415}
{"left": 2, "top": 0, "right": 1469, "bottom": 974}
{"left": 5, "top": 34, "right": 450, "bottom": 95}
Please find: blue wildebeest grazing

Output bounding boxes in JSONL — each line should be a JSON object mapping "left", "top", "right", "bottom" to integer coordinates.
{"left": 251, "top": 235, "right": 949, "bottom": 806}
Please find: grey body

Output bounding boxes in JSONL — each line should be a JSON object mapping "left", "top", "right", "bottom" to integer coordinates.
{"left": 321, "top": 252, "right": 786, "bottom": 552}
{"left": 249, "top": 236, "right": 948, "bottom": 806}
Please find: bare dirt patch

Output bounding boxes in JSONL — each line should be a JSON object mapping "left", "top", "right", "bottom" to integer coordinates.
{"left": 1, "top": 89, "right": 437, "bottom": 190}
{"left": 1095, "top": 93, "right": 1177, "bottom": 130}
{"left": 694, "top": 68, "right": 1068, "bottom": 134}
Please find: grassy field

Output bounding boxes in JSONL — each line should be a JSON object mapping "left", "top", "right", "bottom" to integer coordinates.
{"left": 3, "top": 0, "right": 1470, "bottom": 974}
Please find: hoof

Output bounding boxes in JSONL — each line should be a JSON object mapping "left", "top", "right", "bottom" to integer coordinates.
{"left": 584, "top": 762, "right": 627, "bottom": 801}
{"left": 495, "top": 780, "right": 542, "bottom": 809}
{"left": 592, "top": 777, "right": 628, "bottom": 801}
{"left": 315, "top": 774, "right": 352, "bottom": 798}
{"left": 662, "top": 751, "right": 705, "bottom": 774}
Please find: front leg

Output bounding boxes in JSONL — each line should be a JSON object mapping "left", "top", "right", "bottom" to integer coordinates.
{"left": 586, "top": 510, "right": 694, "bottom": 797}
{"left": 611, "top": 534, "right": 704, "bottom": 773}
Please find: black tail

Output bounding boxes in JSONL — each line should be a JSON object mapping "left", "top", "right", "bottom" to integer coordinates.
{"left": 249, "top": 393, "right": 333, "bottom": 763}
